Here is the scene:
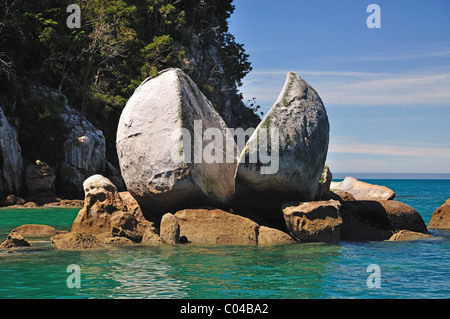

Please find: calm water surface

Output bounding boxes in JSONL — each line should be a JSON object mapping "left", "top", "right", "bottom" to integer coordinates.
{"left": 0, "top": 180, "right": 449, "bottom": 299}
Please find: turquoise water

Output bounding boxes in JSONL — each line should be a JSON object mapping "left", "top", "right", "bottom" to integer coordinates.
{"left": 0, "top": 180, "right": 449, "bottom": 299}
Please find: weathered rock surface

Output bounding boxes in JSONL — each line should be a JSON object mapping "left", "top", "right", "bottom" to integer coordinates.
{"left": 331, "top": 177, "right": 395, "bottom": 201}
{"left": 174, "top": 208, "right": 259, "bottom": 245}
{"left": 51, "top": 232, "right": 105, "bottom": 250}
{"left": 25, "top": 160, "right": 56, "bottom": 199}
{"left": 257, "top": 226, "right": 295, "bottom": 245}
{"left": 159, "top": 213, "right": 180, "bottom": 244}
{"left": 110, "top": 212, "right": 156, "bottom": 243}
{"left": 12, "top": 224, "right": 60, "bottom": 237}
{"left": 340, "top": 200, "right": 428, "bottom": 241}
{"left": 2, "top": 194, "right": 26, "bottom": 206}
{"left": 116, "top": 68, "right": 237, "bottom": 217}
{"left": 235, "top": 72, "right": 329, "bottom": 220}
{"left": 71, "top": 175, "right": 127, "bottom": 235}
{"left": 282, "top": 200, "right": 343, "bottom": 243}
{"left": 0, "top": 231, "right": 30, "bottom": 249}
{"left": 0, "top": 106, "right": 24, "bottom": 197}
{"left": 388, "top": 230, "right": 434, "bottom": 242}
{"left": 428, "top": 199, "right": 450, "bottom": 229}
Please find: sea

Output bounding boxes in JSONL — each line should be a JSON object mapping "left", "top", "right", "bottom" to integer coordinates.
{"left": 0, "top": 179, "right": 449, "bottom": 299}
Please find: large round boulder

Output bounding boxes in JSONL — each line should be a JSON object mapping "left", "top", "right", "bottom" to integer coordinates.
{"left": 234, "top": 72, "right": 329, "bottom": 221}
{"left": 116, "top": 68, "right": 237, "bottom": 217}
{"left": 428, "top": 199, "right": 450, "bottom": 229}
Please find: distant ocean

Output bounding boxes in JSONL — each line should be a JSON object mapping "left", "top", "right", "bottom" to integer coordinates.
{"left": 0, "top": 179, "right": 449, "bottom": 299}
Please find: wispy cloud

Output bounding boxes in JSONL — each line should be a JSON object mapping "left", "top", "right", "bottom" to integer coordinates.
{"left": 241, "top": 68, "right": 450, "bottom": 109}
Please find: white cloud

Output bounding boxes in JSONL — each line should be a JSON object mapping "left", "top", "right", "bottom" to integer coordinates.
{"left": 241, "top": 68, "right": 450, "bottom": 109}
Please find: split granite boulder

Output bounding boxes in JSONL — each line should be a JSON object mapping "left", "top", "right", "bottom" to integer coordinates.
{"left": 116, "top": 68, "right": 237, "bottom": 218}
{"left": 234, "top": 72, "right": 330, "bottom": 222}
{"left": 428, "top": 199, "right": 450, "bottom": 229}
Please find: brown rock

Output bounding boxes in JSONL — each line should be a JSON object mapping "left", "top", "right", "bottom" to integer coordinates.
{"left": 0, "top": 231, "right": 31, "bottom": 249}
{"left": 340, "top": 200, "right": 428, "bottom": 241}
{"left": 282, "top": 200, "right": 343, "bottom": 243}
{"left": 174, "top": 209, "right": 259, "bottom": 245}
{"left": 428, "top": 199, "right": 450, "bottom": 229}
{"left": 331, "top": 177, "right": 395, "bottom": 201}
{"left": 51, "top": 232, "right": 105, "bottom": 250}
{"left": 43, "top": 199, "right": 84, "bottom": 208}
{"left": 257, "top": 226, "right": 295, "bottom": 245}
{"left": 388, "top": 230, "right": 434, "bottom": 242}
{"left": 119, "top": 191, "right": 146, "bottom": 222}
{"left": 12, "top": 224, "right": 60, "bottom": 237}
{"left": 97, "top": 233, "right": 136, "bottom": 246}
{"left": 160, "top": 213, "right": 180, "bottom": 244}
{"left": 141, "top": 226, "right": 163, "bottom": 245}
{"left": 3, "top": 195, "right": 26, "bottom": 207}
{"left": 110, "top": 212, "right": 156, "bottom": 243}
{"left": 71, "top": 175, "right": 127, "bottom": 235}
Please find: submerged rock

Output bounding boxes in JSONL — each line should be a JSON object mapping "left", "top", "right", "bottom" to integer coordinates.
{"left": 12, "top": 224, "right": 60, "bottom": 237}
{"left": 388, "top": 230, "right": 434, "bottom": 242}
{"left": 235, "top": 72, "right": 329, "bottom": 221}
{"left": 116, "top": 68, "right": 237, "bottom": 217}
{"left": 51, "top": 232, "right": 105, "bottom": 250}
{"left": 282, "top": 200, "right": 342, "bottom": 243}
{"left": 331, "top": 177, "right": 395, "bottom": 201}
{"left": 428, "top": 199, "right": 450, "bottom": 229}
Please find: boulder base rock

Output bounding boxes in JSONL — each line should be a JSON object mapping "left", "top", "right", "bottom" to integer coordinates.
{"left": 1, "top": 232, "right": 31, "bottom": 249}
{"left": 428, "top": 199, "right": 450, "bottom": 229}
{"left": 282, "top": 200, "right": 342, "bottom": 243}
{"left": 257, "top": 226, "right": 295, "bottom": 245}
{"left": 174, "top": 208, "right": 259, "bottom": 245}
{"left": 331, "top": 177, "right": 395, "bottom": 201}
{"left": 116, "top": 68, "right": 237, "bottom": 217}
{"left": 51, "top": 232, "right": 105, "bottom": 250}
{"left": 235, "top": 72, "right": 329, "bottom": 220}
{"left": 340, "top": 200, "right": 428, "bottom": 241}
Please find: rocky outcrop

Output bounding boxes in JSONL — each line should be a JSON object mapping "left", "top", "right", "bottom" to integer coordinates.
{"left": 388, "top": 230, "right": 434, "bottom": 242}
{"left": 331, "top": 177, "right": 395, "bottom": 201}
{"left": 0, "top": 106, "right": 23, "bottom": 197}
{"left": 0, "top": 231, "right": 30, "bottom": 249}
{"left": 235, "top": 72, "right": 329, "bottom": 221}
{"left": 116, "top": 68, "right": 237, "bottom": 217}
{"left": 58, "top": 104, "right": 124, "bottom": 196}
{"left": 71, "top": 174, "right": 159, "bottom": 244}
{"left": 71, "top": 175, "right": 127, "bottom": 235}
{"left": 428, "top": 199, "right": 450, "bottom": 229}
{"left": 257, "top": 226, "right": 295, "bottom": 245}
{"left": 340, "top": 200, "right": 428, "bottom": 241}
{"left": 282, "top": 200, "right": 343, "bottom": 243}
{"left": 174, "top": 208, "right": 259, "bottom": 245}
{"left": 51, "top": 232, "right": 105, "bottom": 250}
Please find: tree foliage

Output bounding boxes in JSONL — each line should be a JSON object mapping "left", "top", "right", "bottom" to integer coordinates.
{"left": 0, "top": 0, "right": 259, "bottom": 164}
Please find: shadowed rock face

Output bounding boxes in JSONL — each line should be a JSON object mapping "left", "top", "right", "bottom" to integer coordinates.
{"left": 0, "top": 106, "right": 23, "bottom": 197}
{"left": 116, "top": 68, "right": 237, "bottom": 217}
{"left": 234, "top": 72, "right": 329, "bottom": 220}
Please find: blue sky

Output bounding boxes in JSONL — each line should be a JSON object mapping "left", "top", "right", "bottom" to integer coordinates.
{"left": 229, "top": 0, "right": 450, "bottom": 174}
